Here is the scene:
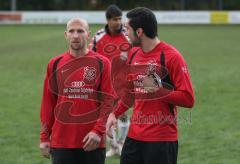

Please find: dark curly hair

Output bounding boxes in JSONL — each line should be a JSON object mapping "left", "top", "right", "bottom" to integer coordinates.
{"left": 127, "top": 7, "right": 158, "bottom": 38}
{"left": 106, "top": 4, "right": 122, "bottom": 19}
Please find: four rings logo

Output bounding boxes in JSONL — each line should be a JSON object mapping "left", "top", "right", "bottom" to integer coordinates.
{"left": 71, "top": 81, "right": 85, "bottom": 88}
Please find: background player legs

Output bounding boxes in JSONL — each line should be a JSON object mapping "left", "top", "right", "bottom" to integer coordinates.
{"left": 117, "top": 118, "right": 130, "bottom": 153}
{"left": 106, "top": 128, "right": 119, "bottom": 157}
{"left": 106, "top": 115, "right": 129, "bottom": 157}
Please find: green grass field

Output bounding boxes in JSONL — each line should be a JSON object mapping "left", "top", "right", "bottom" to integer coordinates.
{"left": 0, "top": 24, "right": 240, "bottom": 164}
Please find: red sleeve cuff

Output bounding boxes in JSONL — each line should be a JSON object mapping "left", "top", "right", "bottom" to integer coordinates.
{"left": 113, "top": 101, "right": 129, "bottom": 118}
{"left": 91, "top": 129, "right": 103, "bottom": 138}
{"left": 40, "top": 138, "right": 50, "bottom": 143}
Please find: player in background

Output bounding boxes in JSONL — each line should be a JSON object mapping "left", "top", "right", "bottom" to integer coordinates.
{"left": 89, "top": 4, "right": 130, "bottom": 157}
{"left": 39, "top": 17, "right": 114, "bottom": 164}
{"left": 106, "top": 7, "right": 195, "bottom": 164}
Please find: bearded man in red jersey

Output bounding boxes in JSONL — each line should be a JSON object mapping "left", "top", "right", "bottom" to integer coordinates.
{"left": 107, "top": 7, "right": 195, "bottom": 164}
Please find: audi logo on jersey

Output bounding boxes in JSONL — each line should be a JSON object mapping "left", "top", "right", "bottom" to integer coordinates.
{"left": 71, "top": 81, "right": 85, "bottom": 88}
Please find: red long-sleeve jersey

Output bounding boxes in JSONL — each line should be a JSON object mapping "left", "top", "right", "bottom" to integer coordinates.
{"left": 113, "top": 41, "right": 195, "bottom": 142}
{"left": 89, "top": 25, "right": 130, "bottom": 62}
{"left": 40, "top": 50, "right": 114, "bottom": 148}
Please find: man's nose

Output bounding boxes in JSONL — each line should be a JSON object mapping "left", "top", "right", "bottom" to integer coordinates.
{"left": 73, "top": 31, "right": 79, "bottom": 38}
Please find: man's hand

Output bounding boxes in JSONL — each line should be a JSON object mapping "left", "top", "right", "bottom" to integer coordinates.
{"left": 142, "top": 75, "right": 160, "bottom": 93}
{"left": 106, "top": 113, "right": 118, "bottom": 139}
{"left": 119, "top": 113, "right": 128, "bottom": 122}
{"left": 120, "top": 52, "right": 128, "bottom": 61}
{"left": 40, "top": 142, "right": 51, "bottom": 158}
{"left": 83, "top": 131, "right": 101, "bottom": 151}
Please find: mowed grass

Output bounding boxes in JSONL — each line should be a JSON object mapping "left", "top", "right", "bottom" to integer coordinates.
{"left": 0, "top": 24, "right": 240, "bottom": 164}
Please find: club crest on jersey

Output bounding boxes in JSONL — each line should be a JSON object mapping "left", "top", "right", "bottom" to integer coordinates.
{"left": 146, "top": 60, "right": 157, "bottom": 74}
{"left": 83, "top": 66, "right": 96, "bottom": 81}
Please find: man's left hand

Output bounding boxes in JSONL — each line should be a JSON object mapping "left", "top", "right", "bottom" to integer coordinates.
{"left": 83, "top": 131, "right": 101, "bottom": 151}
{"left": 142, "top": 75, "right": 159, "bottom": 93}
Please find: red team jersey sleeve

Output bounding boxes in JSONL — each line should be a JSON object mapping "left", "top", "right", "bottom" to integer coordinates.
{"left": 113, "top": 47, "right": 139, "bottom": 118}
{"left": 40, "top": 60, "right": 57, "bottom": 143}
{"left": 113, "top": 101, "right": 129, "bottom": 118}
{"left": 161, "top": 51, "right": 195, "bottom": 108}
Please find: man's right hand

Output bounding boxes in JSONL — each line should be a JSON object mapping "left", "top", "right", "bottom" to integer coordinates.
{"left": 40, "top": 142, "right": 50, "bottom": 158}
{"left": 119, "top": 113, "right": 128, "bottom": 122}
{"left": 106, "top": 113, "right": 118, "bottom": 139}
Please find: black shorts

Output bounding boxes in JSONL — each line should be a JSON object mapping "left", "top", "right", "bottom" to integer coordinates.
{"left": 121, "top": 137, "right": 178, "bottom": 164}
{"left": 50, "top": 148, "right": 105, "bottom": 164}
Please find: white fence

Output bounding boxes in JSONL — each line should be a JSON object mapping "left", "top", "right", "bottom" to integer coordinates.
{"left": 0, "top": 11, "right": 240, "bottom": 24}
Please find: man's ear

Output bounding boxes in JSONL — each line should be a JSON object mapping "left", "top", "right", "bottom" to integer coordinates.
{"left": 88, "top": 31, "right": 91, "bottom": 39}
{"left": 136, "top": 28, "right": 143, "bottom": 37}
{"left": 64, "top": 31, "right": 67, "bottom": 40}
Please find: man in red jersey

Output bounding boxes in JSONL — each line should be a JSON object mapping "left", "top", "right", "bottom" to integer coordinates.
{"left": 107, "top": 7, "right": 195, "bottom": 164}
{"left": 90, "top": 4, "right": 130, "bottom": 157}
{"left": 39, "top": 17, "right": 114, "bottom": 164}
{"left": 89, "top": 4, "right": 130, "bottom": 62}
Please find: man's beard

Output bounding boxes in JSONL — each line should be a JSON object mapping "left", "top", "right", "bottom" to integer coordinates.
{"left": 71, "top": 42, "right": 84, "bottom": 50}
{"left": 131, "top": 37, "right": 141, "bottom": 47}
